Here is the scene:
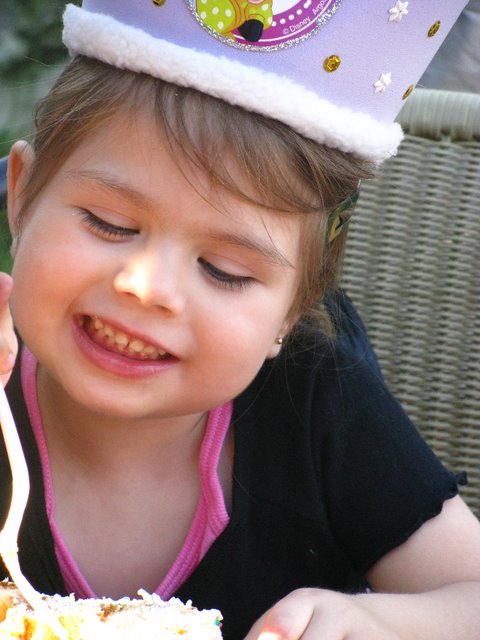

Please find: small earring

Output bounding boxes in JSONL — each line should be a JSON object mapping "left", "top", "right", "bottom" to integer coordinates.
{"left": 275, "top": 337, "right": 284, "bottom": 345}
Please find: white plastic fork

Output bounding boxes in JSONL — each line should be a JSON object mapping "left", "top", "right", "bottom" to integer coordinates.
{"left": 0, "top": 383, "right": 68, "bottom": 639}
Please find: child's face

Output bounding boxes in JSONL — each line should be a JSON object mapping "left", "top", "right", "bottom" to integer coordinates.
{"left": 8, "top": 111, "right": 302, "bottom": 422}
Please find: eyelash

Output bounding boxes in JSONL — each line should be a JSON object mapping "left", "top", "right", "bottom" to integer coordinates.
{"left": 80, "top": 211, "right": 254, "bottom": 291}
{"left": 80, "top": 210, "right": 138, "bottom": 239}
{"left": 198, "top": 258, "right": 254, "bottom": 291}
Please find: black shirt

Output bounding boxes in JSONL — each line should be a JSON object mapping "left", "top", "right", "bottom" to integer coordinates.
{"left": 0, "top": 295, "right": 460, "bottom": 640}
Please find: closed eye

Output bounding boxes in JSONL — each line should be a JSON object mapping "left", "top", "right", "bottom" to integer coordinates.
{"left": 80, "top": 209, "right": 138, "bottom": 240}
{"left": 198, "top": 257, "right": 254, "bottom": 291}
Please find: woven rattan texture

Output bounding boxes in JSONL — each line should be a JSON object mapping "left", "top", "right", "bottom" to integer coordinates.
{"left": 342, "top": 89, "right": 480, "bottom": 518}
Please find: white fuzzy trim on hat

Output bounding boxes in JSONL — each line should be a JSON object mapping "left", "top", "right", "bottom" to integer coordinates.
{"left": 62, "top": 4, "right": 403, "bottom": 163}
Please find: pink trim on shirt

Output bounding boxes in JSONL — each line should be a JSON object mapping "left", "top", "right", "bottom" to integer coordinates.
{"left": 21, "top": 347, "right": 232, "bottom": 599}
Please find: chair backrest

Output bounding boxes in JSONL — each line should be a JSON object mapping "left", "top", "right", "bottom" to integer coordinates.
{"left": 342, "top": 88, "right": 480, "bottom": 517}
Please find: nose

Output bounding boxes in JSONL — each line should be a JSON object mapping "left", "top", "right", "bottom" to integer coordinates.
{"left": 113, "top": 248, "right": 186, "bottom": 314}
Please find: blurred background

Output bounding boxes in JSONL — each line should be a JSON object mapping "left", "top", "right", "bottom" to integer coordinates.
{"left": 0, "top": 0, "right": 79, "bottom": 270}
{"left": 0, "top": 0, "right": 478, "bottom": 273}
{"left": 0, "top": 0, "right": 78, "bottom": 156}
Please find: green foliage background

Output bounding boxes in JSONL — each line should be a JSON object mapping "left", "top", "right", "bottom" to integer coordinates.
{"left": 0, "top": 0, "right": 77, "bottom": 270}
{"left": 1, "top": 0, "right": 68, "bottom": 80}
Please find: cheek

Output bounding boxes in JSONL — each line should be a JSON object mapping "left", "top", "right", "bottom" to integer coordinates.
{"left": 198, "top": 289, "right": 288, "bottom": 359}
{"left": 12, "top": 211, "right": 94, "bottom": 280}
{"left": 196, "top": 324, "right": 273, "bottom": 401}
{"left": 9, "top": 222, "right": 85, "bottom": 323}
{"left": 9, "top": 245, "right": 54, "bottom": 331}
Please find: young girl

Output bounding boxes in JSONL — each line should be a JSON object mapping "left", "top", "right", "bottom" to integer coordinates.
{"left": 1, "top": 2, "right": 480, "bottom": 639}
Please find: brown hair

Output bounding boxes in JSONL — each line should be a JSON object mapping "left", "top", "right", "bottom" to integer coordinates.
{"left": 18, "top": 55, "right": 374, "bottom": 335}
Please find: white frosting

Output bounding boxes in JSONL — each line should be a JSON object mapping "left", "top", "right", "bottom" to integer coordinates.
{"left": 0, "top": 589, "right": 223, "bottom": 640}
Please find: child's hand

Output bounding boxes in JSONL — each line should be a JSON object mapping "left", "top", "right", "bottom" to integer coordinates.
{"left": 245, "top": 588, "right": 400, "bottom": 640}
{"left": 0, "top": 273, "right": 18, "bottom": 387}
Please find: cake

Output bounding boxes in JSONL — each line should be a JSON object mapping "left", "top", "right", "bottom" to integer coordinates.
{"left": 0, "top": 581, "right": 223, "bottom": 640}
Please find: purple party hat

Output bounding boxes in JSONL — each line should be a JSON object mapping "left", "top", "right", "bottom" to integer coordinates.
{"left": 62, "top": 1, "right": 468, "bottom": 163}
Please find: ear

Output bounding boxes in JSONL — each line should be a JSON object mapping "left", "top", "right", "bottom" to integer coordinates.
{"left": 7, "top": 141, "right": 34, "bottom": 253}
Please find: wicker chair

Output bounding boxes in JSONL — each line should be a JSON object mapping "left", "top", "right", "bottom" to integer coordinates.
{"left": 342, "top": 88, "right": 480, "bottom": 518}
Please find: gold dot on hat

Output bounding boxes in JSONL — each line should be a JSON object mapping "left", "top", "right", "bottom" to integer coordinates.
{"left": 152, "top": 0, "right": 166, "bottom": 5}
{"left": 428, "top": 21, "right": 441, "bottom": 37}
{"left": 323, "top": 55, "right": 341, "bottom": 73}
{"left": 402, "top": 84, "right": 414, "bottom": 100}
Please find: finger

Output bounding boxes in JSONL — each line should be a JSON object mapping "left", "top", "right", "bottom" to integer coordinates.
{"left": 0, "top": 273, "right": 17, "bottom": 385}
{"left": 245, "top": 590, "right": 315, "bottom": 640}
{"left": 0, "top": 339, "right": 15, "bottom": 374}
{"left": 0, "top": 272, "right": 13, "bottom": 313}
{"left": 0, "top": 349, "right": 16, "bottom": 387}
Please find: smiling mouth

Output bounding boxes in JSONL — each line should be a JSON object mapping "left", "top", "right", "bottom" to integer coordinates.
{"left": 82, "top": 316, "right": 170, "bottom": 361}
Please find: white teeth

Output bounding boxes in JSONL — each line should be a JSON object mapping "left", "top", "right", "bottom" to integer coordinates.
{"left": 143, "top": 345, "right": 160, "bottom": 360}
{"left": 115, "top": 332, "right": 129, "bottom": 347}
{"left": 143, "top": 345, "right": 156, "bottom": 355}
{"left": 129, "top": 339, "right": 145, "bottom": 353}
{"left": 104, "top": 325, "right": 114, "bottom": 338}
{"left": 90, "top": 317, "right": 166, "bottom": 359}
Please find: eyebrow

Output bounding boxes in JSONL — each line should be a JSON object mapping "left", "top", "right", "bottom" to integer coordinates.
{"left": 207, "top": 231, "right": 295, "bottom": 269}
{"left": 65, "top": 169, "right": 294, "bottom": 269}
{"left": 64, "top": 169, "right": 155, "bottom": 213}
